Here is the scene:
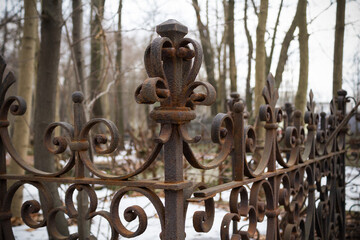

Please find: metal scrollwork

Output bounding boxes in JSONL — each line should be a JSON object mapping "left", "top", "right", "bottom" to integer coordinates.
{"left": 0, "top": 20, "right": 358, "bottom": 240}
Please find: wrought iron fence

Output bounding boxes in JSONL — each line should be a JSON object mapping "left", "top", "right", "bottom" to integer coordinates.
{"left": 0, "top": 19, "right": 359, "bottom": 240}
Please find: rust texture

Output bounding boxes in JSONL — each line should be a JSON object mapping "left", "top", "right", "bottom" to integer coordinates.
{"left": 0, "top": 20, "right": 359, "bottom": 239}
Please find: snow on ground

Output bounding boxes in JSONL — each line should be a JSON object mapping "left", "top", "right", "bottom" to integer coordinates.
{"left": 11, "top": 166, "right": 359, "bottom": 239}
{"left": 345, "top": 166, "right": 360, "bottom": 212}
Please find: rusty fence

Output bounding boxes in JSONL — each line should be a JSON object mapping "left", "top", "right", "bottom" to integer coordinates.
{"left": 1, "top": 19, "right": 360, "bottom": 240}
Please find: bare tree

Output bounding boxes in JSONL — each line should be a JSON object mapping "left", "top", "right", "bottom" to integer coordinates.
{"left": 216, "top": 0, "right": 227, "bottom": 113}
{"left": 227, "top": 0, "right": 237, "bottom": 92}
{"left": 90, "top": 0, "right": 105, "bottom": 117}
{"left": 115, "top": 0, "right": 125, "bottom": 149}
{"left": 274, "top": 0, "right": 301, "bottom": 89}
{"left": 266, "top": 0, "right": 283, "bottom": 75}
{"left": 33, "top": 0, "right": 69, "bottom": 237}
{"left": 8, "top": 0, "right": 37, "bottom": 221}
{"left": 332, "top": 0, "right": 346, "bottom": 97}
{"left": 244, "top": 0, "right": 254, "bottom": 117}
{"left": 1, "top": 0, "right": 9, "bottom": 56}
{"left": 254, "top": 0, "right": 268, "bottom": 152}
{"left": 72, "top": 0, "right": 86, "bottom": 93}
{"left": 294, "top": 0, "right": 309, "bottom": 114}
{"left": 192, "top": 0, "right": 217, "bottom": 115}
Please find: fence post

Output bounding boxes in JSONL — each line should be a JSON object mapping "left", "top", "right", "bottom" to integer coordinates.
{"left": 337, "top": 89, "right": 348, "bottom": 238}
{"left": 156, "top": 20, "right": 187, "bottom": 239}
{"left": 135, "top": 19, "right": 218, "bottom": 239}
{"left": 134, "top": 19, "right": 199, "bottom": 239}
{"left": 0, "top": 60, "right": 15, "bottom": 240}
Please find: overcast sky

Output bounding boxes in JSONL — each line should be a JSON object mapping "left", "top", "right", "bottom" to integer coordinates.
{"left": 112, "top": 0, "right": 360, "bottom": 106}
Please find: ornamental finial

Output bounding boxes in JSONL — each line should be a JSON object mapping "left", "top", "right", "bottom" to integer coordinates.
{"left": 135, "top": 20, "right": 216, "bottom": 126}
{"left": 156, "top": 19, "right": 188, "bottom": 41}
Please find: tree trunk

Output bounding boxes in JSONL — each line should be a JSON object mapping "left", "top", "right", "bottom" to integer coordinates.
{"left": 72, "top": 0, "right": 86, "bottom": 94}
{"left": 254, "top": 0, "right": 268, "bottom": 153}
{"left": 192, "top": 0, "right": 217, "bottom": 115}
{"left": 227, "top": 0, "right": 237, "bottom": 93}
{"left": 90, "top": 0, "right": 105, "bottom": 117}
{"left": 244, "top": 0, "right": 253, "bottom": 119}
{"left": 216, "top": 0, "right": 227, "bottom": 113}
{"left": 8, "top": 0, "right": 37, "bottom": 220}
{"left": 220, "top": 39, "right": 227, "bottom": 113}
{"left": 332, "top": 0, "right": 346, "bottom": 97}
{"left": 33, "top": 0, "right": 69, "bottom": 238}
{"left": 72, "top": 0, "right": 91, "bottom": 238}
{"left": 294, "top": 0, "right": 309, "bottom": 114}
{"left": 266, "top": 0, "right": 283, "bottom": 75}
{"left": 115, "top": 0, "right": 125, "bottom": 149}
{"left": 274, "top": 0, "right": 301, "bottom": 89}
{"left": 1, "top": 0, "right": 8, "bottom": 56}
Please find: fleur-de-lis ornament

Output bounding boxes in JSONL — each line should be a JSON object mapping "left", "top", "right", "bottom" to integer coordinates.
{"left": 257, "top": 74, "right": 283, "bottom": 173}
{"left": 302, "top": 90, "right": 319, "bottom": 159}
{"left": 135, "top": 19, "right": 216, "bottom": 143}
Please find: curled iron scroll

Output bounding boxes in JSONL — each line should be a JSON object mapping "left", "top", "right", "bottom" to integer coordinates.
{"left": 183, "top": 113, "right": 233, "bottom": 170}
{"left": 110, "top": 187, "right": 165, "bottom": 239}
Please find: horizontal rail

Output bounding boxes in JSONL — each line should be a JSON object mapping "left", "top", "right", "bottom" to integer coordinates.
{"left": 189, "top": 150, "right": 345, "bottom": 201}
{"left": 0, "top": 175, "right": 192, "bottom": 190}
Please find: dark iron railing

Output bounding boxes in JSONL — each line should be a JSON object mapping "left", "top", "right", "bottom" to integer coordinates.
{"left": 0, "top": 19, "right": 359, "bottom": 240}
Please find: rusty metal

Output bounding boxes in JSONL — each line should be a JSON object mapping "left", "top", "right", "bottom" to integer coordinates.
{"left": 0, "top": 19, "right": 358, "bottom": 239}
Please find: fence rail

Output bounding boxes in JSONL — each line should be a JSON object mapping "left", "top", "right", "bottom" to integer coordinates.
{"left": 0, "top": 19, "right": 359, "bottom": 239}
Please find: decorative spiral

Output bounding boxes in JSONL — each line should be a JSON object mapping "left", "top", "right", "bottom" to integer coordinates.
{"left": 220, "top": 206, "right": 258, "bottom": 240}
{"left": 185, "top": 81, "right": 216, "bottom": 107}
{"left": 285, "top": 127, "right": 298, "bottom": 148}
{"left": 0, "top": 95, "right": 27, "bottom": 120}
{"left": 44, "top": 122, "right": 74, "bottom": 154}
{"left": 275, "top": 108, "right": 283, "bottom": 122}
{"left": 183, "top": 113, "right": 233, "bottom": 170}
{"left": 144, "top": 37, "right": 173, "bottom": 79}
{"left": 3, "top": 181, "right": 52, "bottom": 229}
{"left": 276, "top": 174, "right": 291, "bottom": 209}
{"left": 47, "top": 184, "right": 118, "bottom": 240}
{"left": 211, "top": 113, "right": 233, "bottom": 145}
{"left": 135, "top": 77, "right": 170, "bottom": 104}
{"left": 0, "top": 121, "right": 74, "bottom": 176}
{"left": 277, "top": 124, "right": 305, "bottom": 167}
{"left": 79, "top": 118, "right": 119, "bottom": 154}
{"left": 259, "top": 105, "right": 272, "bottom": 122}
{"left": 179, "top": 38, "right": 202, "bottom": 86}
{"left": 244, "top": 126, "right": 256, "bottom": 153}
{"left": 110, "top": 187, "right": 165, "bottom": 238}
{"left": 220, "top": 213, "right": 241, "bottom": 240}
{"left": 64, "top": 184, "right": 98, "bottom": 218}
{"left": 221, "top": 186, "right": 257, "bottom": 240}
{"left": 47, "top": 206, "right": 79, "bottom": 240}
{"left": 249, "top": 180, "right": 275, "bottom": 223}
{"left": 184, "top": 183, "right": 215, "bottom": 233}
{"left": 316, "top": 129, "right": 327, "bottom": 156}
{"left": 305, "top": 111, "right": 319, "bottom": 126}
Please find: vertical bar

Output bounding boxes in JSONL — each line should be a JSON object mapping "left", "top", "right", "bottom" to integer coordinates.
{"left": 231, "top": 97, "right": 244, "bottom": 182}
{"left": 73, "top": 92, "right": 85, "bottom": 178}
{"left": 338, "top": 89, "right": 347, "bottom": 239}
{"left": 0, "top": 60, "right": 15, "bottom": 239}
{"left": 72, "top": 92, "right": 90, "bottom": 239}
{"left": 230, "top": 98, "right": 244, "bottom": 235}
{"left": 155, "top": 20, "right": 189, "bottom": 240}
{"left": 0, "top": 135, "right": 13, "bottom": 240}
{"left": 164, "top": 126, "right": 185, "bottom": 240}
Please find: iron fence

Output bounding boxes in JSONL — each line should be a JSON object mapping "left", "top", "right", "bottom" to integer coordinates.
{"left": 0, "top": 19, "right": 359, "bottom": 239}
